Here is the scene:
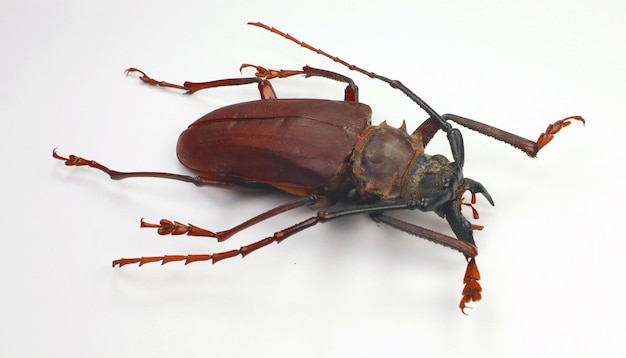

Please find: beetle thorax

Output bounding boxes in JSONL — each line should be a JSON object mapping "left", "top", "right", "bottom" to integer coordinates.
{"left": 349, "top": 122, "right": 424, "bottom": 201}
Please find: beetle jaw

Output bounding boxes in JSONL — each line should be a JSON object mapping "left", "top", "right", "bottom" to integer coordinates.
{"left": 457, "top": 178, "right": 494, "bottom": 207}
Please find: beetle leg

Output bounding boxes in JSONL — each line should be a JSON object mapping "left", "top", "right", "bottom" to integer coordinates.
{"left": 416, "top": 114, "right": 584, "bottom": 157}
{"left": 241, "top": 64, "right": 359, "bottom": 102}
{"left": 369, "top": 213, "right": 477, "bottom": 257}
{"left": 125, "top": 67, "right": 277, "bottom": 98}
{"left": 113, "top": 214, "right": 321, "bottom": 268}
{"left": 113, "top": 200, "right": 423, "bottom": 268}
{"left": 141, "top": 196, "right": 321, "bottom": 242}
{"left": 369, "top": 213, "right": 481, "bottom": 313}
{"left": 53, "top": 149, "right": 234, "bottom": 186}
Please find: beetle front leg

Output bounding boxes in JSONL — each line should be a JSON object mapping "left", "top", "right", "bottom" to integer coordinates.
{"left": 445, "top": 113, "right": 584, "bottom": 157}
{"left": 370, "top": 213, "right": 477, "bottom": 258}
{"left": 416, "top": 114, "right": 584, "bottom": 157}
{"left": 371, "top": 213, "right": 481, "bottom": 314}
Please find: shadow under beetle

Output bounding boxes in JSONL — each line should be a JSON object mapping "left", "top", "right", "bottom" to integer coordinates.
{"left": 53, "top": 22, "right": 584, "bottom": 313}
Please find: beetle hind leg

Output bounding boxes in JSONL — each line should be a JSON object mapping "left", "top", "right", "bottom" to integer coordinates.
{"left": 125, "top": 67, "right": 278, "bottom": 98}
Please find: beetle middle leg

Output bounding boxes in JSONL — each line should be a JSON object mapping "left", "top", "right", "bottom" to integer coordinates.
{"left": 140, "top": 195, "right": 324, "bottom": 242}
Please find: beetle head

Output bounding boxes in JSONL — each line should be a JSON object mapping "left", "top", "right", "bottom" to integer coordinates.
{"left": 401, "top": 154, "right": 494, "bottom": 245}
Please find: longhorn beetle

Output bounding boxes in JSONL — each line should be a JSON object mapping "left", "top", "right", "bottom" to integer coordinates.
{"left": 53, "top": 22, "right": 584, "bottom": 313}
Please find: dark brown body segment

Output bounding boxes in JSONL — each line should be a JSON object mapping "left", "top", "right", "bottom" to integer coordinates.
{"left": 177, "top": 99, "right": 372, "bottom": 195}
{"left": 350, "top": 123, "right": 424, "bottom": 200}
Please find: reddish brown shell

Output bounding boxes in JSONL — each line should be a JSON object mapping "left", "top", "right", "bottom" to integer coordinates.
{"left": 176, "top": 99, "right": 372, "bottom": 195}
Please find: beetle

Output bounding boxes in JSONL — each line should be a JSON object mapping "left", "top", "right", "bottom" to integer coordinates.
{"left": 53, "top": 22, "right": 583, "bottom": 313}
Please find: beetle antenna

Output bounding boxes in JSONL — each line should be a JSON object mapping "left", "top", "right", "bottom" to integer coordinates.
{"left": 248, "top": 22, "right": 451, "bottom": 132}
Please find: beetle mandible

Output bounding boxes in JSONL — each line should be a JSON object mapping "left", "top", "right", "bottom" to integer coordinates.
{"left": 53, "top": 22, "right": 584, "bottom": 313}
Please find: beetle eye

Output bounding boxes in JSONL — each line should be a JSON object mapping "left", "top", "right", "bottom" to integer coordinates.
{"left": 441, "top": 175, "right": 451, "bottom": 188}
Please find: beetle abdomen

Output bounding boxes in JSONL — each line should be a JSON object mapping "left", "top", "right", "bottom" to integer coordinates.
{"left": 177, "top": 99, "right": 372, "bottom": 195}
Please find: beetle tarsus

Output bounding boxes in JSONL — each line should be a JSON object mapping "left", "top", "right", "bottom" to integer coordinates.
{"left": 240, "top": 64, "right": 305, "bottom": 79}
{"left": 112, "top": 254, "right": 215, "bottom": 267}
{"left": 52, "top": 148, "right": 82, "bottom": 166}
{"left": 125, "top": 67, "right": 190, "bottom": 92}
{"left": 140, "top": 196, "right": 319, "bottom": 242}
{"left": 459, "top": 257, "right": 482, "bottom": 314}
{"left": 535, "top": 115, "right": 585, "bottom": 152}
{"left": 140, "top": 218, "right": 218, "bottom": 237}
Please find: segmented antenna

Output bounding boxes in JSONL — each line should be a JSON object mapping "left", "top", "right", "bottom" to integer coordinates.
{"left": 247, "top": 22, "right": 450, "bottom": 131}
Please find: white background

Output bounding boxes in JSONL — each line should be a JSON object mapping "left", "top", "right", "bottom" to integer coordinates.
{"left": 2, "top": 0, "right": 624, "bottom": 357}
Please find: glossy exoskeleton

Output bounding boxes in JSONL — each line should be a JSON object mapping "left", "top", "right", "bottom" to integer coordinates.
{"left": 53, "top": 22, "right": 583, "bottom": 313}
